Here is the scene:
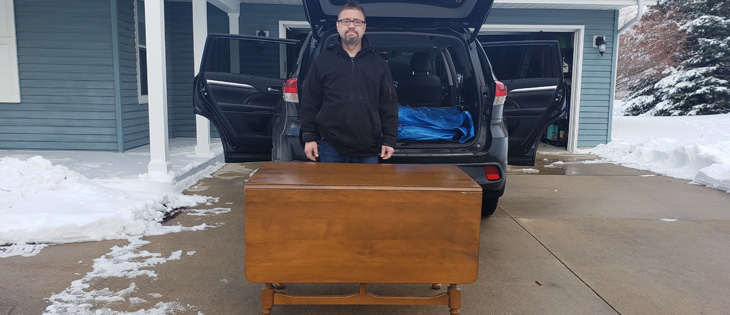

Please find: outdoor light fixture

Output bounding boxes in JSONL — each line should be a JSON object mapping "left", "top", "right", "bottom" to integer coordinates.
{"left": 595, "top": 35, "right": 607, "bottom": 56}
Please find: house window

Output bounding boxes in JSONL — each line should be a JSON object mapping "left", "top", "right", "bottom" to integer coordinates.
{"left": 0, "top": 0, "right": 20, "bottom": 103}
{"left": 135, "top": 0, "right": 148, "bottom": 103}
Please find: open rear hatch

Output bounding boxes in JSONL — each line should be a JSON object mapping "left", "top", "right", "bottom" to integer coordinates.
{"left": 303, "top": 0, "right": 494, "bottom": 41}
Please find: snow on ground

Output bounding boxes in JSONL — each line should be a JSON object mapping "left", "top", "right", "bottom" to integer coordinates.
{"left": 1, "top": 139, "right": 230, "bottom": 313}
{"left": 0, "top": 139, "right": 226, "bottom": 257}
{"left": 577, "top": 102, "right": 730, "bottom": 193}
{"left": 43, "top": 237, "right": 204, "bottom": 315}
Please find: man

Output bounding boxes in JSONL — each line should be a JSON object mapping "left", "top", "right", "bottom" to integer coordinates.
{"left": 299, "top": 1, "right": 398, "bottom": 163}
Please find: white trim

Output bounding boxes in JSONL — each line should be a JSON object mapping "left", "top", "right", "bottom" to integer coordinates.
{"left": 482, "top": 24, "right": 584, "bottom": 153}
{"left": 193, "top": 0, "right": 212, "bottom": 157}
{"left": 228, "top": 12, "right": 240, "bottom": 74}
{"left": 0, "top": 0, "right": 20, "bottom": 103}
{"left": 134, "top": 0, "right": 148, "bottom": 104}
{"left": 228, "top": 12, "right": 240, "bottom": 34}
{"left": 278, "top": 20, "right": 310, "bottom": 39}
{"left": 278, "top": 20, "right": 309, "bottom": 78}
{"left": 209, "top": 0, "right": 240, "bottom": 13}
{"left": 145, "top": 0, "right": 172, "bottom": 175}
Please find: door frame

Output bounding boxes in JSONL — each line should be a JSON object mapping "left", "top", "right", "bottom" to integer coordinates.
{"left": 278, "top": 20, "right": 310, "bottom": 39}
{"left": 481, "top": 24, "right": 584, "bottom": 152}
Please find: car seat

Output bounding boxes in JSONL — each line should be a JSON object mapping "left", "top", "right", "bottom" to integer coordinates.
{"left": 397, "top": 52, "right": 443, "bottom": 107}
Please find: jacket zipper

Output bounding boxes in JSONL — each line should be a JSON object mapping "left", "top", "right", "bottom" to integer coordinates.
{"left": 348, "top": 58, "right": 355, "bottom": 128}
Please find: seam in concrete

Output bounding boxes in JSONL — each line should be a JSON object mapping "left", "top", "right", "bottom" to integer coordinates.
{"left": 502, "top": 208, "right": 622, "bottom": 315}
{"left": 0, "top": 304, "right": 15, "bottom": 315}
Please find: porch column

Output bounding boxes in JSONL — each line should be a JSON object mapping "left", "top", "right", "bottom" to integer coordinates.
{"left": 229, "top": 12, "right": 239, "bottom": 34}
{"left": 193, "top": 0, "right": 213, "bottom": 157}
{"left": 145, "top": 0, "right": 172, "bottom": 175}
{"left": 229, "top": 12, "right": 240, "bottom": 73}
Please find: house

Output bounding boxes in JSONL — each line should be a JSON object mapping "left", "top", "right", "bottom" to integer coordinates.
{"left": 0, "top": 0, "right": 655, "bottom": 174}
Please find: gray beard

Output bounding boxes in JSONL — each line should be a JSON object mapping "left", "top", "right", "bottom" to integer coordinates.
{"left": 344, "top": 34, "right": 359, "bottom": 44}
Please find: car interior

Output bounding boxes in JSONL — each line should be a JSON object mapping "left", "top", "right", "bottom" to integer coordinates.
{"left": 319, "top": 32, "right": 481, "bottom": 144}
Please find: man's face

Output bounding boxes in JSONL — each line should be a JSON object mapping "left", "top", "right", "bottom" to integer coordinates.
{"left": 337, "top": 8, "right": 366, "bottom": 45}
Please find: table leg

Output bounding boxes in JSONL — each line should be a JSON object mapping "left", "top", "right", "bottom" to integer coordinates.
{"left": 261, "top": 283, "right": 275, "bottom": 315}
{"left": 448, "top": 284, "right": 461, "bottom": 314}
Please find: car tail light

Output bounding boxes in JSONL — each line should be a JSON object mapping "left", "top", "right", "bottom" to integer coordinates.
{"left": 283, "top": 78, "right": 298, "bottom": 103}
{"left": 494, "top": 81, "right": 507, "bottom": 106}
{"left": 484, "top": 166, "right": 501, "bottom": 181}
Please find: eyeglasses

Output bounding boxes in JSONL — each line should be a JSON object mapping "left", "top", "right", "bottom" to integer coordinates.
{"left": 337, "top": 19, "right": 365, "bottom": 26}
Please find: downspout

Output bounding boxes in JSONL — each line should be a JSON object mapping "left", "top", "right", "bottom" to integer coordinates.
{"left": 609, "top": 0, "right": 646, "bottom": 144}
{"left": 619, "top": 0, "right": 645, "bottom": 34}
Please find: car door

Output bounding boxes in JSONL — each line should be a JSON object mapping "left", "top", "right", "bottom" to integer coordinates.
{"left": 482, "top": 40, "right": 568, "bottom": 166}
{"left": 193, "top": 34, "right": 299, "bottom": 162}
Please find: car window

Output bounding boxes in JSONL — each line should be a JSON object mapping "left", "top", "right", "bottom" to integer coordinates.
{"left": 484, "top": 45, "right": 557, "bottom": 80}
{"left": 207, "top": 37, "right": 297, "bottom": 79}
{"left": 313, "top": 32, "right": 478, "bottom": 108}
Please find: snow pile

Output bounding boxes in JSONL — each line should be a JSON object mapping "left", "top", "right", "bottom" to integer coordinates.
{"left": 580, "top": 112, "right": 730, "bottom": 193}
{"left": 0, "top": 156, "right": 214, "bottom": 246}
{"left": 44, "top": 238, "right": 196, "bottom": 314}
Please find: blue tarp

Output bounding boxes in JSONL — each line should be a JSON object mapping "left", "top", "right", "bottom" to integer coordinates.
{"left": 397, "top": 105, "right": 475, "bottom": 143}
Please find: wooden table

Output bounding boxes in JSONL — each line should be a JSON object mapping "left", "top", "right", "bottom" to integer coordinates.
{"left": 244, "top": 162, "right": 482, "bottom": 314}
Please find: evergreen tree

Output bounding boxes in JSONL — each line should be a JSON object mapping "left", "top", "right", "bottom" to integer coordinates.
{"left": 623, "top": 0, "right": 730, "bottom": 116}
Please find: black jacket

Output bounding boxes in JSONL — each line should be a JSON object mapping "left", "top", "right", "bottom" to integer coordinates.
{"left": 299, "top": 36, "right": 398, "bottom": 156}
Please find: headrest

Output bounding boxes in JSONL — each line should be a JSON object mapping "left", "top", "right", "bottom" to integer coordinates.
{"left": 409, "top": 52, "right": 433, "bottom": 74}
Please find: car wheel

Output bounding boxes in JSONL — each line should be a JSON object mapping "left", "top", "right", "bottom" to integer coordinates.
{"left": 482, "top": 197, "right": 499, "bottom": 217}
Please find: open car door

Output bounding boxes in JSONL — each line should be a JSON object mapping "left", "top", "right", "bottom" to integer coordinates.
{"left": 193, "top": 34, "right": 299, "bottom": 162}
{"left": 482, "top": 40, "right": 568, "bottom": 166}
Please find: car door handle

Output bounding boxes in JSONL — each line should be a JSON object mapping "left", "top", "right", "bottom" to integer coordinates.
{"left": 267, "top": 86, "right": 281, "bottom": 93}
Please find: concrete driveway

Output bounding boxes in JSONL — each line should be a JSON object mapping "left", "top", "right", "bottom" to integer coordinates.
{"left": 2, "top": 153, "right": 730, "bottom": 314}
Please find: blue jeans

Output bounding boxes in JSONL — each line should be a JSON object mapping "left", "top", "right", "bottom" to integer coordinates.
{"left": 319, "top": 140, "right": 379, "bottom": 164}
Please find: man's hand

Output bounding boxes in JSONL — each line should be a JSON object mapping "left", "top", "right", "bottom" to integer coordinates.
{"left": 304, "top": 141, "right": 319, "bottom": 161}
{"left": 380, "top": 145, "right": 394, "bottom": 160}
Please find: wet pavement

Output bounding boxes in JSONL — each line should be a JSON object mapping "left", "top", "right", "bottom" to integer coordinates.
{"left": 2, "top": 151, "right": 730, "bottom": 314}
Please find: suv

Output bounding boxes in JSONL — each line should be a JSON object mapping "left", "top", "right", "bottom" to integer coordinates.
{"left": 193, "top": 0, "right": 567, "bottom": 216}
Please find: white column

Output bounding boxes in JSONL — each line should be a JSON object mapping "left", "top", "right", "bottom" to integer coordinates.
{"left": 228, "top": 12, "right": 240, "bottom": 73}
{"left": 193, "top": 0, "right": 213, "bottom": 157}
{"left": 145, "top": 0, "right": 172, "bottom": 175}
{"left": 229, "top": 12, "right": 239, "bottom": 34}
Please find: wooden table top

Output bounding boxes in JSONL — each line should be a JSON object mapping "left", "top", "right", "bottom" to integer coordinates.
{"left": 246, "top": 162, "right": 482, "bottom": 192}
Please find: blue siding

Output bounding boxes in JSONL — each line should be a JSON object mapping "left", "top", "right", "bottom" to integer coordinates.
{"left": 167, "top": 2, "right": 228, "bottom": 138}
{"left": 117, "top": 0, "right": 149, "bottom": 151}
{"left": 486, "top": 8, "right": 617, "bottom": 147}
{"left": 2, "top": 2, "right": 616, "bottom": 152}
{"left": 1, "top": 0, "right": 118, "bottom": 150}
{"left": 239, "top": 4, "right": 306, "bottom": 37}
